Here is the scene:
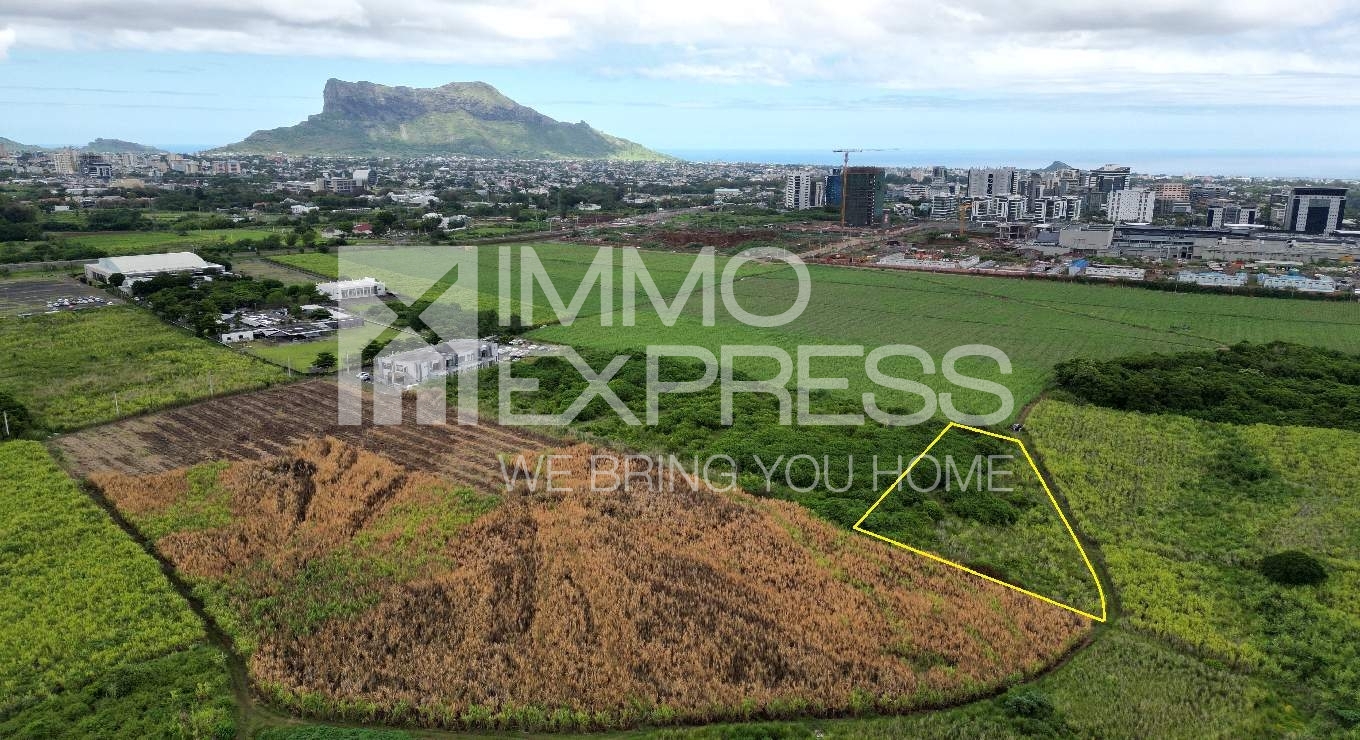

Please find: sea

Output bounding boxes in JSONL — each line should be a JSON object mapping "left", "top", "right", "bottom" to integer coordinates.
{"left": 661, "top": 148, "right": 1360, "bottom": 180}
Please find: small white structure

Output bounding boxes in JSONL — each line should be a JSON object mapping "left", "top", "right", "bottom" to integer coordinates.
{"left": 878, "top": 254, "right": 981, "bottom": 270}
{"left": 1177, "top": 271, "right": 1248, "bottom": 288}
{"left": 1258, "top": 274, "right": 1337, "bottom": 293}
{"left": 85, "top": 252, "right": 223, "bottom": 285}
{"left": 219, "top": 330, "right": 255, "bottom": 343}
{"left": 1083, "top": 264, "right": 1147, "bottom": 281}
{"left": 316, "top": 277, "right": 387, "bottom": 301}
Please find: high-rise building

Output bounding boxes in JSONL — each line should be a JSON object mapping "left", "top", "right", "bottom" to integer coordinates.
{"left": 966, "top": 167, "right": 1018, "bottom": 198}
{"left": 1153, "top": 181, "right": 1190, "bottom": 201}
{"left": 1285, "top": 187, "right": 1347, "bottom": 234}
{"left": 1207, "top": 205, "right": 1259, "bottom": 228}
{"left": 1088, "top": 164, "right": 1132, "bottom": 193}
{"left": 1107, "top": 188, "right": 1156, "bottom": 223}
{"left": 929, "top": 195, "right": 958, "bottom": 220}
{"left": 841, "top": 166, "right": 886, "bottom": 227}
{"left": 52, "top": 148, "right": 78, "bottom": 175}
{"left": 824, "top": 170, "right": 843, "bottom": 210}
{"left": 784, "top": 171, "right": 818, "bottom": 210}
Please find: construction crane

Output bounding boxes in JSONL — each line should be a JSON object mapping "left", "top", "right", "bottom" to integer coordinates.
{"left": 958, "top": 200, "right": 972, "bottom": 238}
{"left": 831, "top": 148, "right": 899, "bottom": 226}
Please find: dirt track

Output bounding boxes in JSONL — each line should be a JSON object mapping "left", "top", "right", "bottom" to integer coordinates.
{"left": 52, "top": 380, "right": 556, "bottom": 493}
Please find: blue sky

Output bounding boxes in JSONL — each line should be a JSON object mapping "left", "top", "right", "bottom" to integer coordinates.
{"left": 2, "top": 1, "right": 1358, "bottom": 170}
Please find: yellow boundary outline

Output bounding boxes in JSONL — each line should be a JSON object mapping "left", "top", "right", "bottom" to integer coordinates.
{"left": 852, "top": 422, "right": 1108, "bottom": 622}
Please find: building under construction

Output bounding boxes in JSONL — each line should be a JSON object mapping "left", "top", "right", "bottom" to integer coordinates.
{"left": 841, "top": 166, "right": 887, "bottom": 227}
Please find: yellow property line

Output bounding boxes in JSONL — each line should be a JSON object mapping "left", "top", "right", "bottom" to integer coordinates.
{"left": 852, "top": 421, "right": 1108, "bottom": 623}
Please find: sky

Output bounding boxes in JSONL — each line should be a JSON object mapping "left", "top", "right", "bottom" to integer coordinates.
{"left": 1, "top": 0, "right": 1359, "bottom": 172}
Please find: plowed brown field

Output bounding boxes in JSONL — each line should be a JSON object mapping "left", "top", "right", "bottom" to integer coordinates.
{"left": 52, "top": 380, "right": 553, "bottom": 494}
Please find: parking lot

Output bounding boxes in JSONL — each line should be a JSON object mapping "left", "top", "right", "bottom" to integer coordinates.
{"left": 0, "top": 276, "right": 119, "bottom": 317}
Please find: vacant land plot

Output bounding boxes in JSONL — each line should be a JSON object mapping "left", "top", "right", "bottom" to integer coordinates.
{"left": 0, "top": 440, "right": 235, "bottom": 738}
{"left": 239, "top": 338, "right": 338, "bottom": 371}
{"left": 0, "top": 275, "right": 115, "bottom": 317}
{"left": 53, "top": 228, "right": 280, "bottom": 256}
{"left": 1029, "top": 401, "right": 1360, "bottom": 735}
{"left": 52, "top": 380, "right": 554, "bottom": 494}
{"left": 93, "top": 438, "right": 1088, "bottom": 731}
{"left": 265, "top": 251, "right": 338, "bottom": 278}
{"left": 0, "top": 306, "right": 286, "bottom": 431}
{"left": 233, "top": 256, "right": 324, "bottom": 285}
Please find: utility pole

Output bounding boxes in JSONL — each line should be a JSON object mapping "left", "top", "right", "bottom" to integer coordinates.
{"left": 3, "top": 411, "right": 9, "bottom": 438}
{"left": 112, "top": 391, "right": 120, "bottom": 415}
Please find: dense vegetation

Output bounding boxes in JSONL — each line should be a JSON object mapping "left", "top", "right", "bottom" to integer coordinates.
{"left": 1054, "top": 341, "right": 1360, "bottom": 431}
{"left": 1029, "top": 401, "right": 1360, "bottom": 734}
{"left": 0, "top": 306, "right": 284, "bottom": 430}
{"left": 94, "top": 438, "right": 1087, "bottom": 731}
{"left": 0, "top": 441, "right": 235, "bottom": 738}
{"left": 132, "top": 272, "right": 326, "bottom": 336}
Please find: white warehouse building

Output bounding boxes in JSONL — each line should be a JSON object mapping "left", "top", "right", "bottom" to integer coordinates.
{"left": 1083, "top": 264, "right": 1147, "bottom": 281}
{"left": 316, "top": 277, "right": 388, "bottom": 301}
{"left": 85, "top": 251, "right": 224, "bottom": 285}
{"left": 1258, "top": 274, "right": 1337, "bottom": 293}
{"left": 1177, "top": 271, "right": 1248, "bottom": 288}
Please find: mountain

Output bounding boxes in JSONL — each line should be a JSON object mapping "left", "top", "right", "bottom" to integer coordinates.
{"left": 82, "top": 138, "right": 165, "bottom": 154}
{"left": 1042, "top": 160, "right": 1074, "bottom": 171}
{"left": 215, "top": 79, "right": 669, "bottom": 160}
{"left": 0, "top": 137, "right": 164, "bottom": 154}
{"left": 0, "top": 137, "right": 44, "bottom": 153}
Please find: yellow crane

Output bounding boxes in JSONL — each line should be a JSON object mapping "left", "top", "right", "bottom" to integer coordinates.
{"left": 958, "top": 200, "right": 971, "bottom": 238}
{"left": 831, "top": 148, "right": 898, "bottom": 226}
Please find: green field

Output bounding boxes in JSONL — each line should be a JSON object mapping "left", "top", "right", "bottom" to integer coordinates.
{"left": 280, "top": 243, "right": 1360, "bottom": 416}
{"left": 54, "top": 228, "right": 281, "bottom": 256}
{"left": 0, "top": 441, "right": 235, "bottom": 738}
{"left": 0, "top": 306, "right": 286, "bottom": 431}
{"left": 234, "top": 256, "right": 326, "bottom": 285}
{"left": 1029, "top": 401, "right": 1360, "bottom": 735}
{"left": 267, "top": 251, "right": 339, "bottom": 278}
{"left": 241, "top": 338, "right": 338, "bottom": 372}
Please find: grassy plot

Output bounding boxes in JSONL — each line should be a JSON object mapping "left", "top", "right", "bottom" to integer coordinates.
{"left": 233, "top": 256, "right": 327, "bottom": 285}
{"left": 0, "top": 441, "right": 234, "bottom": 738}
{"left": 273, "top": 242, "right": 1359, "bottom": 417}
{"left": 1029, "top": 400, "right": 1360, "bottom": 735}
{"left": 53, "top": 228, "right": 282, "bottom": 256}
{"left": 0, "top": 306, "right": 285, "bottom": 431}
{"left": 267, "top": 251, "right": 339, "bottom": 278}
{"left": 240, "top": 338, "right": 338, "bottom": 373}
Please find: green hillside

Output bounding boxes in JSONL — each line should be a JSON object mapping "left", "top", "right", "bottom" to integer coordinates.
{"left": 217, "top": 79, "right": 669, "bottom": 160}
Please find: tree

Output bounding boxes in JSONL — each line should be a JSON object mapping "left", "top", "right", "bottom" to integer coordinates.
{"left": 1261, "top": 551, "right": 1327, "bottom": 586}
{"left": 285, "top": 232, "right": 299, "bottom": 247}
{"left": 108, "top": 272, "right": 126, "bottom": 287}
{"left": 313, "top": 352, "right": 338, "bottom": 371}
{"left": 0, "top": 390, "right": 34, "bottom": 437}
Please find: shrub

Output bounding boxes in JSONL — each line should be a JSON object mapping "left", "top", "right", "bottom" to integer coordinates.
{"left": 1260, "top": 550, "right": 1327, "bottom": 586}
{"left": 1002, "top": 688, "right": 1054, "bottom": 719}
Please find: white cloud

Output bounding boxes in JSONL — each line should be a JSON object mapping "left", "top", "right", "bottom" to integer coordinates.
{"left": 1, "top": 0, "right": 1358, "bottom": 104}
{"left": 0, "top": 26, "right": 15, "bottom": 59}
